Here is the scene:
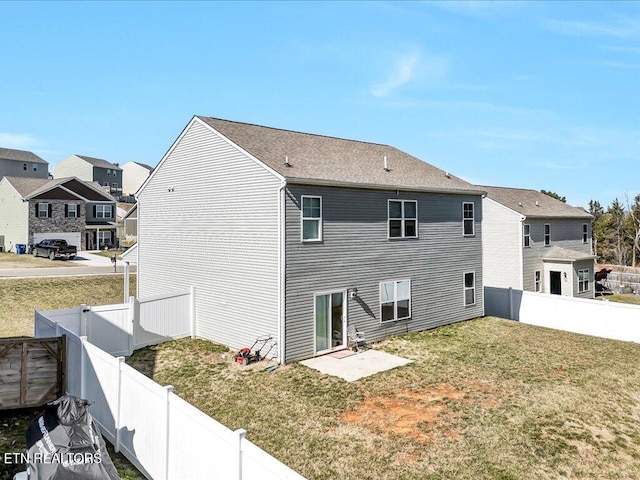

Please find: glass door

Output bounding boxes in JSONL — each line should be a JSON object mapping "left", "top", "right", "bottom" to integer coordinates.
{"left": 315, "top": 291, "right": 345, "bottom": 353}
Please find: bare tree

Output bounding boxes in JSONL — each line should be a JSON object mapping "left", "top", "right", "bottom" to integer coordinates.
{"left": 626, "top": 194, "right": 640, "bottom": 268}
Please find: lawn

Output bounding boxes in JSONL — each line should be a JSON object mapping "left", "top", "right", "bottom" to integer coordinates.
{"left": 0, "top": 252, "right": 78, "bottom": 269}
{"left": 0, "top": 275, "right": 142, "bottom": 480}
{"left": 599, "top": 293, "right": 640, "bottom": 305}
{"left": 127, "top": 319, "right": 640, "bottom": 480}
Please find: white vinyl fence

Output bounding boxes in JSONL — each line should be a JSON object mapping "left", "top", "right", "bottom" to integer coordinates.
{"left": 35, "top": 294, "right": 305, "bottom": 480}
{"left": 485, "top": 286, "right": 640, "bottom": 343}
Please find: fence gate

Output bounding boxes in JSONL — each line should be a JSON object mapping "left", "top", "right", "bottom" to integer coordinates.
{"left": 0, "top": 336, "right": 66, "bottom": 410}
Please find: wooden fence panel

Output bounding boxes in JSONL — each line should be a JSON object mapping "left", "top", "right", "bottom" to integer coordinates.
{"left": 0, "top": 336, "right": 65, "bottom": 410}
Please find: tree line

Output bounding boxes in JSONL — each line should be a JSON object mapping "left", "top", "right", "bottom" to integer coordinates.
{"left": 588, "top": 196, "right": 640, "bottom": 267}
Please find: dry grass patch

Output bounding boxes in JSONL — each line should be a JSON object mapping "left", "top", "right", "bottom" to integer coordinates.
{"left": 0, "top": 252, "right": 78, "bottom": 269}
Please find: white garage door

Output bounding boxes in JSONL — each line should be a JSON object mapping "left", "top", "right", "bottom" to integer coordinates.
{"left": 33, "top": 232, "right": 82, "bottom": 251}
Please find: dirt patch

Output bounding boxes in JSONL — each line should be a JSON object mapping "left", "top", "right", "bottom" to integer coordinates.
{"left": 340, "top": 383, "right": 497, "bottom": 444}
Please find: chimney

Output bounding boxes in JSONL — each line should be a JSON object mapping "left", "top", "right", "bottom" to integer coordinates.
{"left": 383, "top": 156, "right": 389, "bottom": 172}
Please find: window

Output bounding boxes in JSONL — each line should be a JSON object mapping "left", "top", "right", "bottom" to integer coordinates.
{"left": 544, "top": 224, "right": 551, "bottom": 246}
{"left": 98, "top": 231, "right": 112, "bottom": 245}
{"left": 301, "top": 196, "right": 322, "bottom": 241}
{"left": 388, "top": 200, "right": 417, "bottom": 238}
{"left": 22, "top": 163, "right": 27, "bottom": 171}
{"left": 65, "top": 203, "right": 78, "bottom": 218}
{"left": 535, "top": 271, "right": 541, "bottom": 292}
{"left": 463, "top": 202, "right": 474, "bottom": 236}
{"left": 32, "top": 163, "right": 38, "bottom": 172}
{"left": 582, "top": 224, "right": 588, "bottom": 244}
{"left": 523, "top": 224, "right": 530, "bottom": 247}
{"left": 380, "top": 280, "right": 411, "bottom": 322}
{"left": 578, "top": 269, "right": 590, "bottom": 293}
{"left": 464, "top": 272, "right": 476, "bottom": 306}
{"left": 107, "top": 169, "right": 111, "bottom": 176}
{"left": 95, "top": 204, "right": 112, "bottom": 219}
{"left": 37, "top": 203, "right": 49, "bottom": 218}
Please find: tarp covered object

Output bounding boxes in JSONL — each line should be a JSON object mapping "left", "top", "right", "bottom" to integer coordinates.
{"left": 25, "top": 395, "right": 121, "bottom": 480}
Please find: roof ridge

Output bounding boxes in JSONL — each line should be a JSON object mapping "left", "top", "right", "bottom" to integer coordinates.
{"left": 198, "top": 116, "right": 393, "bottom": 149}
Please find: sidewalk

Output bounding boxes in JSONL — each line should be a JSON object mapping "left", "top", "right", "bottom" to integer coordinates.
{"left": 0, "top": 251, "right": 136, "bottom": 278}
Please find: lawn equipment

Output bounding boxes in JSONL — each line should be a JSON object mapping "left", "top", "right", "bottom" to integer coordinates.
{"left": 234, "top": 335, "right": 275, "bottom": 366}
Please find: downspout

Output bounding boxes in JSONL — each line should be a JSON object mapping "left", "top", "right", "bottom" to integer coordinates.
{"left": 518, "top": 216, "right": 525, "bottom": 290}
{"left": 277, "top": 179, "right": 287, "bottom": 364}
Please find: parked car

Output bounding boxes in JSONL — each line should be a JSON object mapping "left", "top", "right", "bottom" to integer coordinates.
{"left": 32, "top": 239, "right": 77, "bottom": 260}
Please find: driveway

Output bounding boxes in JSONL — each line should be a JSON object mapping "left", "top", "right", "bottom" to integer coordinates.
{"left": 0, "top": 251, "right": 137, "bottom": 278}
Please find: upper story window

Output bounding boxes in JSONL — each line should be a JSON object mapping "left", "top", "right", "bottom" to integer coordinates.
{"left": 32, "top": 163, "right": 38, "bottom": 172}
{"left": 107, "top": 169, "right": 111, "bottom": 176}
{"left": 535, "top": 271, "right": 541, "bottom": 292}
{"left": 301, "top": 196, "right": 322, "bottom": 241}
{"left": 65, "top": 203, "right": 78, "bottom": 218}
{"left": 37, "top": 202, "right": 49, "bottom": 218}
{"left": 544, "top": 224, "right": 551, "bottom": 246}
{"left": 578, "top": 269, "right": 590, "bottom": 293}
{"left": 463, "top": 202, "right": 474, "bottom": 236}
{"left": 523, "top": 224, "right": 531, "bottom": 247}
{"left": 22, "top": 163, "right": 27, "bottom": 171}
{"left": 582, "top": 224, "right": 588, "bottom": 243}
{"left": 388, "top": 200, "right": 417, "bottom": 239}
{"left": 464, "top": 272, "right": 476, "bottom": 306}
{"left": 380, "top": 279, "right": 411, "bottom": 322}
{"left": 95, "top": 204, "right": 112, "bottom": 219}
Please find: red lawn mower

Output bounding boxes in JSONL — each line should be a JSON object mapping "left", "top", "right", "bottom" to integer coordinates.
{"left": 234, "top": 335, "right": 275, "bottom": 366}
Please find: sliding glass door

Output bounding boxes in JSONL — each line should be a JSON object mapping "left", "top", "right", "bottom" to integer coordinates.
{"left": 315, "top": 291, "right": 345, "bottom": 353}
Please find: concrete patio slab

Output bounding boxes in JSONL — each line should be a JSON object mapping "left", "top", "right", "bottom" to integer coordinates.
{"left": 300, "top": 349, "right": 413, "bottom": 382}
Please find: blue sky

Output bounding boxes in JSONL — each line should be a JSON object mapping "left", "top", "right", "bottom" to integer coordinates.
{"left": 1, "top": 1, "right": 639, "bottom": 209}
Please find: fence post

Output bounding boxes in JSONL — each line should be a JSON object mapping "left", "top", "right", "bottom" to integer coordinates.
{"left": 128, "top": 296, "right": 136, "bottom": 355}
{"left": 190, "top": 285, "right": 196, "bottom": 339}
{"left": 508, "top": 288, "right": 514, "bottom": 320}
{"left": 124, "top": 261, "right": 130, "bottom": 304}
{"left": 115, "top": 356, "right": 125, "bottom": 453}
{"left": 80, "top": 304, "right": 88, "bottom": 338}
{"left": 233, "top": 428, "right": 247, "bottom": 480}
{"left": 164, "top": 385, "right": 174, "bottom": 480}
{"left": 80, "top": 336, "right": 88, "bottom": 400}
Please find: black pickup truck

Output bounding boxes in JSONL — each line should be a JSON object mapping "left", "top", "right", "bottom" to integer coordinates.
{"left": 32, "top": 239, "right": 77, "bottom": 260}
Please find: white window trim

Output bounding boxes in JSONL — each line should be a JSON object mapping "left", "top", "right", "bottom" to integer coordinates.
{"left": 544, "top": 223, "right": 551, "bottom": 246}
{"left": 96, "top": 204, "right": 112, "bottom": 219}
{"left": 387, "top": 199, "right": 418, "bottom": 239}
{"left": 534, "top": 270, "right": 542, "bottom": 292}
{"left": 301, "top": 195, "right": 322, "bottom": 242}
{"left": 379, "top": 279, "right": 411, "bottom": 323}
{"left": 37, "top": 203, "right": 49, "bottom": 218}
{"left": 22, "top": 163, "right": 27, "bottom": 171}
{"left": 578, "top": 269, "right": 590, "bottom": 293}
{"left": 462, "top": 202, "right": 475, "bottom": 236}
{"left": 67, "top": 203, "right": 78, "bottom": 218}
{"left": 464, "top": 272, "right": 476, "bottom": 306}
{"left": 32, "top": 163, "right": 38, "bottom": 172}
{"left": 582, "top": 223, "right": 588, "bottom": 244}
{"left": 313, "top": 289, "right": 347, "bottom": 354}
{"left": 523, "top": 224, "right": 531, "bottom": 248}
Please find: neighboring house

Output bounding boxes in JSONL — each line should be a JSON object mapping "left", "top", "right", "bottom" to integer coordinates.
{"left": 121, "top": 161, "right": 153, "bottom": 197}
{"left": 0, "top": 176, "right": 118, "bottom": 252}
{"left": 121, "top": 203, "right": 137, "bottom": 242}
{"left": 54, "top": 154, "right": 123, "bottom": 197}
{"left": 137, "top": 116, "right": 485, "bottom": 363}
{"left": 0, "top": 147, "right": 49, "bottom": 180}
{"left": 480, "top": 185, "right": 595, "bottom": 299}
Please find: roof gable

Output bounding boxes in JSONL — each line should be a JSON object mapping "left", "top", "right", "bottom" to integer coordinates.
{"left": 480, "top": 185, "right": 592, "bottom": 219}
{"left": 76, "top": 154, "right": 121, "bottom": 170}
{"left": 197, "top": 116, "right": 481, "bottom": 194}
{"left": 32, "top": 186, "right": 81, "bottom": 201}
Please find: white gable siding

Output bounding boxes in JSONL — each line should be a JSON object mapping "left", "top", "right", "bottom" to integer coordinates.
{"left": 481, "top": 197, "right": 523, "bottom": 289}
{"left": 137, "top": 120, "right": 281, "bottom": 352}
{"left": 0, "top": 179, "right": 28, "bottom": 249}
{"left": 54, "top": 155, "right": 93, "bottom": 181}
{"left": 122, "top": 162, "right": 151, "bottom": 196}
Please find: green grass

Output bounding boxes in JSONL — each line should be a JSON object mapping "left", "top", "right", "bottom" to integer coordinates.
{"left": 0, "top": 275, "right": 143, "bottom": 480}
{"left": 127, "top": 319, "right": 640, "bottom": 480}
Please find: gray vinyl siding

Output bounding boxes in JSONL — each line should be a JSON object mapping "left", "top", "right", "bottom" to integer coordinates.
{"left": 0, "top": 158, "right": 49, "bottom": 179}
{"left": 137, "top": 119, "right": 281, "bottom": 352}
{"left": 93, "top": 167, "right": 121, "bottom": 190}
{"left": 523, "top": 218, "right": 592, "bottom": 292}
{"left": 284, "top": 184, "right": 483, "bottom": 362}
{"left": 0, "top": 180, "right": 28, "bottom": 249}
{"left": 482, "top": 198, "right": 522, "bottom": 289}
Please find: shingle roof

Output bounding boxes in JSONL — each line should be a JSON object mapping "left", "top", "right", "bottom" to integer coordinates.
{"left": 0, "top": 147, "right": 48, "bottom": 164}
{"left": 132, "top": 161, "right": 154, "bottom": 171}
{"left": 197, "top": 116, "right": 482, "bottom": 194}
{"left": 76, "top": 155, "right": 122, "bottom": 170}
{"left": 480, "top": 185, "right": 592, "bottom": 219}
{"left": 2, "top": 176, "right": 51, "bottom": 197}
{"left": 543, "top": 246, "right": 596, "bottom": 262}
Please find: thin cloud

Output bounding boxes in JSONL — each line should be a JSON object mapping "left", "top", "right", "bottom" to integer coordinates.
{"left": 0, "top": 133, "right": 38, "bottom": 149}
{"left": 594, "top": 60, "right": 640, "bottom": 69}
{"left": 544, "top": 18, "right": 640, "bottom": 38}
{"left": 429, "top": 1, "right": 519, "bottom": 18}
{"left": 370, "top": 51, "right": 422, "bottom": 98}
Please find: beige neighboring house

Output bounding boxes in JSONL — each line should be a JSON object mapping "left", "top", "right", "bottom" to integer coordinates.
{"left": 54, "top": 154, "right": 122, "bottom": 197}
{"left": 0, "top": 147, "right": 49, "bottom": 179}
{"left": 0, "top": 176, "right": 118, "bottom": 252}
{"left": 480, "top": 186, "right": 595, "bottom": 299}
{"left": 121, "top": 161, "right": 153, "bottom": 197}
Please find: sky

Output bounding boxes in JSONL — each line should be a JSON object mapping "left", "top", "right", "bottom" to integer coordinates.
{"left": 1, "top": 1, "right": 639, "bottom": 210}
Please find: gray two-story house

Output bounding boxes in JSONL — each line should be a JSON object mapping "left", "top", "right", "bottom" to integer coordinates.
{"left": 481, "top": 186, "right": 595, "bottom": 298}
{"left": 0, "top": 176, "right": 117, "bottom": 251}
{"left": 137, "top": 116, "right": 485, "bottom": 363}
{"left": 0, "top": 147, "right": 49, "bottom": 180}
{"left": 54, "top": 154, "right": 123, "bottom": 197}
